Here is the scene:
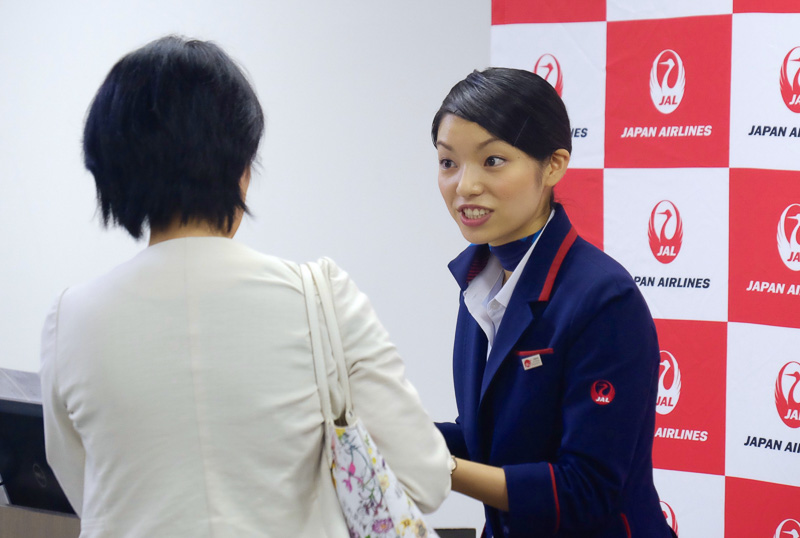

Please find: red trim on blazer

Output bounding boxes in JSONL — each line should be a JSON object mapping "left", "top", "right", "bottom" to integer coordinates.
{"left": 549, "top": 463, "right": 560, "bottom": 534}
{"left": 538, "top": 227, "right": 578, "bottom": 302}
{"left": 466, "top": 267, "right": 483, "bottom": 284}
{"left": 466, "top": 249, "right": 491, "bottom": 285}
{"left": 516, "top": 348, "right": 554, "bottom": 357}
{"left": 621, "top": 513, "right": 631, "bottom": 538}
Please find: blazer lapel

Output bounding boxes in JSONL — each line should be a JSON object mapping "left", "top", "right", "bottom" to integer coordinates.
{"left": 478, "top": 207, "right": 579, "bottom": 403}
{"left": 448, "top": 244, "right": 492, "bottom": 439}
{"left": 480, "top": 294, "right": 534, "bottom": 401}
{"left": 448, "top": 244, "right": 491, "bottom": 292}
{"left": 455, "top": 312, "right": 488, "bottom": 457}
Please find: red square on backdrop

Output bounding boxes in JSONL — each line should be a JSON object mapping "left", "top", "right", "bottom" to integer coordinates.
{"left": 605, "top": 16, "right": 731, "bottom": 168}
{"left": 554, "top": 168, "right": 603, "bottom": 250}
{"left": 729, "top": 169, "right": 800, "bottom": 329}
{"left": 491, "top": 0, "right": 606, "bottom": 24}
{"left": 725, "top": 478, "right": 800, "bottom": 536}
{"left": 734, "top": 0, "right": 800, "bottom": 13}
{"left": 651, "top": 319, "right": 726, "bottom": 476}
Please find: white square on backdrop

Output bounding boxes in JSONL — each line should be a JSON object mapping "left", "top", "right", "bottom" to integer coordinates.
{"left": 491, "top": 22, "right": 606, "bottom": 169}
{"left": 726, "top": 322, "right": 800, "bottom": 487}
{"left": 604, "top": 168, "right": 729, "bottom": 322}
{"left": 607, "top": 0, "right": 733, "bottom": 22}
{"left": 653, "top": 469, "right": 725, "bottom": 538}
{"left": 730, "top": 13, "right": 800, "bottom": 171}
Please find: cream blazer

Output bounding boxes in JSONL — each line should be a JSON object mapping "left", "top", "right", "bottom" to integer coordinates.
{"left": 40, "top": 238, "right": 450, "bottom": 537}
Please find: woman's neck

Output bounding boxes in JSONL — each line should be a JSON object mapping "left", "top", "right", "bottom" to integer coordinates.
{"left": 148, "top": 218, "right": 232, "bottom": 246}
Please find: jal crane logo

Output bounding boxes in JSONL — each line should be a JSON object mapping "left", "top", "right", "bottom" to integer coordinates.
{"left": 775, "top": 362, "right": 800, "bottom": 428}
{"left": 660, "top": 501, "right": 679, "bottom": 536}
{"left": 650, "top": 50, "right": 685, "bottom": 114}
{"left": 656, "top": 351, "right": 681, "bottom": 416}
{"left": 648, "top": 200, "right": 683, "bottom": 264}
{"left": 774, "top": 518, "right": 800, "bottom": 538}
{"left": 534, "top": 54, "right": 563, "bottom": 97}
{"left": 590, "top": 380, "right": 615, "bottom": 405}
{"left": 777, "top": 204, "right": 800, "bottom": 271}
{"left": 780, "top": 47, "right": 800, "bottom": 113}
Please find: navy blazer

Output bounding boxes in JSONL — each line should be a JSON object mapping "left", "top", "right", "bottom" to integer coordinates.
{"left": 437, "top": 205, "right": 675, "bottom": 538}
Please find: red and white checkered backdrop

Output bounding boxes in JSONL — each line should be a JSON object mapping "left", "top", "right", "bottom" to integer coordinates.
{"left": 490, "top": 1, "right": 800, "bottom": 536}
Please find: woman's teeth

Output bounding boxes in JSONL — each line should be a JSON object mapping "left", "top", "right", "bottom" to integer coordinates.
{"left": 463, "top": 208, "right": 490, "bottom": 219}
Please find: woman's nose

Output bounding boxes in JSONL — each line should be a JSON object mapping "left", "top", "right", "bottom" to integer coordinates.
{"left": 455, "top": 166, "right": 482, "bottom": 197}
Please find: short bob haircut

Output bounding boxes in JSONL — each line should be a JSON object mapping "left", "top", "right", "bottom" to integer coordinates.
{"left": 83, "top": 35, "right": 265, "bottom": 239}
{"left": 431, "top": 67, "right": 572, "bottom": 163}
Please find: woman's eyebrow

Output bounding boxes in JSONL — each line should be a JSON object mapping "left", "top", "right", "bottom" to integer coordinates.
{"left": 436, "top": 141, "right": 454, "bottom": 151}
{"left": 436, "top": 137, "right": 502, "bottom": 151}
{"left": 476, "top": 137, "right": 502, "bottom": 150}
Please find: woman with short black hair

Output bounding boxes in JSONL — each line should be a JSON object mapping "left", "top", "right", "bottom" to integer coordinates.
{"left": 83, "top": 35, "right": 263, "bottom": 240}
{"left": 433, "top": 68, "right": 675, "bottom": 537}
{"left": 40, "top": 36, "right": 451, "bottom": 537}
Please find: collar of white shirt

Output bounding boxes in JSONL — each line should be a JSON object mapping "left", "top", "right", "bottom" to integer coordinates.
{"left": 462, "top": 209, "right": 555, "bottom": 355}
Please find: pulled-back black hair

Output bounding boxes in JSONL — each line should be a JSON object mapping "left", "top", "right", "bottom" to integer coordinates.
{"left": 431, "top": 67, "right": 571, "bottom": 161}
{"left": 83, "top": 35, "right": 265, "bottom": 239}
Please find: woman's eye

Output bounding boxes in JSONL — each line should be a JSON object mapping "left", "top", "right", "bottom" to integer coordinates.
{"left": 439, "top": 159, "right": 456, "bottom": 170}
{"left": 485, "top": 156, "right": 505, "bottom": 167}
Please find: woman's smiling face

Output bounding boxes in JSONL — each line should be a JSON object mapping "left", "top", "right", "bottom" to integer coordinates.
{"left": 436, "top": 114, "right": 561, "bottom": 246}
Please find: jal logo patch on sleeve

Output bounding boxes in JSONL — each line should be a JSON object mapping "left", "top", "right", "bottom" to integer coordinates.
{"left": 591, "top": 380, "right": 616, "bottom": 405}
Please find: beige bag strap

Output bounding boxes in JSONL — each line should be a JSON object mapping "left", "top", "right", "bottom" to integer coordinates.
{"left": 307, "top": 262, "right": 353, "bottom": 417}
{"left": 300, "top": 263, "right": 335, "bottom": 423}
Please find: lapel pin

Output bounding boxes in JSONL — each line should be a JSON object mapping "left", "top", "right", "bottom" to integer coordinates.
{"left": 517, "top": 348, "right": 552, "bottom": 370}
{"left": 521, "top": 354, "right": 543, "bottom": 370}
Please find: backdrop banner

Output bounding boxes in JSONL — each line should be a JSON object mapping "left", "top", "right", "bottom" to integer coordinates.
{"left": 491, "top": 1, "right": 800, "bottom": 536}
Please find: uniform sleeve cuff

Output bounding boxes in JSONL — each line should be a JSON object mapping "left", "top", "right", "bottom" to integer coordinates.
{"left": 504, "top": 462, "right": 559, "bottom": 535}
{"left": 435, "top": 421, "right": 469, "bottom": 459}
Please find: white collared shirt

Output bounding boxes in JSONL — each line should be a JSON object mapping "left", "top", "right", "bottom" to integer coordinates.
{"left": 462, "top": 210, "right": 555, "bottom": 358}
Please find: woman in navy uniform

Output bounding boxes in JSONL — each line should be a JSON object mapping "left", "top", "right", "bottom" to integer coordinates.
{"left": 434, "top": 68, "right": 675, "bottom": 538}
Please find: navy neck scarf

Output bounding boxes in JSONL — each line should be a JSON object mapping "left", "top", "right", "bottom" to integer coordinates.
{"left": 489, "top": 229, "right": 543, "bottom": 272}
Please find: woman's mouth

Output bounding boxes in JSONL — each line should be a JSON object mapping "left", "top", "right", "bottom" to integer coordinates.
{"left": 459, "top": 206, "right": 492, "bottom": 226}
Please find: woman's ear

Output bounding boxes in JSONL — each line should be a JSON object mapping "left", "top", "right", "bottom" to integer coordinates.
{"left": 240, "top": 166, "right": 252, "bottom": 199}
{"left": 542, "top": 149, "right": 571, "bottom": 188}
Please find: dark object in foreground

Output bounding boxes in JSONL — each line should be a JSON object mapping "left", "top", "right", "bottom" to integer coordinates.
{"left": 0, "top": 368, "right": 74, "bottom": 514}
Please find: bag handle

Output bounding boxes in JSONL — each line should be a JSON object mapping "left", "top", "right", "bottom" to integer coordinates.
{"left": 307, "top": 262, "right": 353, "bottom": 418}
{"left": 300, "top": 263, "right": 334, "bottom": 423}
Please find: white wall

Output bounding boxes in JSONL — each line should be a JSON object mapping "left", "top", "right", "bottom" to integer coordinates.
{"left": 0, "top": 0, "right": 489, "bottom": 530}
